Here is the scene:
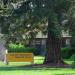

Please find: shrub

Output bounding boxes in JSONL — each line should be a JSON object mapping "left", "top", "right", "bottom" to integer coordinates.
{"left": 70, "top": 54, "right": 75, "bottom": 68}
{"left": 8, "top": 43, "right": 37, "bottom": 55}
{"left": 61, "top": 47, "right": 73, "bottom": 59}
{"left": 8, "top": 43, "right": 24, "bottom": 49}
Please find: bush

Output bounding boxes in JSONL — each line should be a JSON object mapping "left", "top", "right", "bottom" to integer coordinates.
{"left": 70, "top": 54, "right": 75, "bottom": 68}
{"left": 61, "top": 47, "right": 73, "bottom": 59}
{"left": 8, "top": 43, "right": 37, "bottom": 55}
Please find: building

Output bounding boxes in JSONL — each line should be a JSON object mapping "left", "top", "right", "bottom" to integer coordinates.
{"left": 22, "top": 30, "right": 71, "bottom": 55}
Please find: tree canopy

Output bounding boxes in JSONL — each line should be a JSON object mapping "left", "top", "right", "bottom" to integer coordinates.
{"left": 0, "top": 0, "right": 74, "bottom": 65}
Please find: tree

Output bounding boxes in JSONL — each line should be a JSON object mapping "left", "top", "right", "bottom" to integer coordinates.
{"left": 11, "top": 0, "right": 72, "bottom": 65}
{"left": 0, "top": 0, "right": 72, "bottom": 65}
{"left": 63, "top": 0, "right": 75, "bottom": 49}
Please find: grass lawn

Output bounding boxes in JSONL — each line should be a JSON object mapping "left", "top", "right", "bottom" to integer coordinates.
{"left": 0, "top": 56, "right": 75, "bottom": 75}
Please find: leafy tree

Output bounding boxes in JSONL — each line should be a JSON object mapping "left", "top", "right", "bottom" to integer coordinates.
{"left": 62, "top": 0, "right": 75, "bottom": 48}
{"left": 12, "top": 0, "right": 72, "bottom": 65}
{"left": 0, "top": 0, "right": 72, "bottom": 65}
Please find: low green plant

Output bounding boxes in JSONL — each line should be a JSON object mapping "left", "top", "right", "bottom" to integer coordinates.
{"left": 61, "top": 47, "right": 73, "bottom": 59}
{"left": 8, "top": 43, "right": 24, "bottom": 48}
{"left": 8, "top": 43, "right": 37, "bottom": 54}
{"left": 70, "top": 54, "right": 75, "bottom": 68}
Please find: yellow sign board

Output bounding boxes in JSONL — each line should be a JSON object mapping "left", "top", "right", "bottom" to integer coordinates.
{"left": 6, "top": 53, "right": 34, "bottom": 63}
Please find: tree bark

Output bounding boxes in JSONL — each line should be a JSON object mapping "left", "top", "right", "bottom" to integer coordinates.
{"left": 44, "top": 16, "right": 64, "bottom": 64}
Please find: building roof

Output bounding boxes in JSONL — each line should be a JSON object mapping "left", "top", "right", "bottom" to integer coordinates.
{"left": 36, "top": 31, "right": 71, "bottom": 38}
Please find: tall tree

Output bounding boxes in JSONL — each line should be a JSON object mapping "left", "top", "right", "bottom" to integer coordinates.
{"left": 12, "top": 0, "right": 71, "bottom": 64}
{"left": 63, "top": 0, "right": 75, "bottom": 49}
{"left": 0, "top": 0, "right": 72, "bottom": 65}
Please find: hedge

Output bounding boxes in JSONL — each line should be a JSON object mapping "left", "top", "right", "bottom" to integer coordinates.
{"left": 8, "top": 43, "right": 37, "bottom": 55}
{"left": 61, "top": 47, "right": 75, "bottom": 59}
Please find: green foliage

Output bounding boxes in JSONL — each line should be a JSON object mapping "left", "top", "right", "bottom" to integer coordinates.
{"left": 48, "top": 12, "right": 61, "bottom": 38}
{"left": 61, "top": 47, "right": 74, "bottom": 59}
{"left": 0, "top": 0, "right": 72, "bottom": 63}
{"left": 70, "top": 54, "right": 75, "bottom": 61}
{"left": 8, "top": 43, "right": 37, "bottom": 54}
{"left": 8, "top": 43, "right": 24, "bottom": 48}
{"left": 70, "top": 54, "right": 75, "bottom": 68}
{"left": 12, "top": 0, "right": 30, "bottom": 17}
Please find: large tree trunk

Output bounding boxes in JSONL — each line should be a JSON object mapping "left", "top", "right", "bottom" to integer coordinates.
{"left": 44, "top": 16, "right": 64, "bottom": 64}
{"left": 71, "top": 35, "right": 75, "bottom": 48}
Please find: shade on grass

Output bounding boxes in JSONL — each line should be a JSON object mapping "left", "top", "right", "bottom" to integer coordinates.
{"left": 0, "top": 56, "right": 75, "bottom": 75}
{"left": 0, "top": 68, "right": 75, "bottom": 75}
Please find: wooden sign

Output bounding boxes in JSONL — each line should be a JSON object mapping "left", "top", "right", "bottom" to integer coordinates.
{"left": 6, "top": 53, "right": 34, "bottom": 63}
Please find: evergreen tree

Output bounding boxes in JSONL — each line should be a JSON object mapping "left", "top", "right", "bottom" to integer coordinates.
{"left": 0, "top": 0, "right": 72, "bottom": 65}
{"left": 12, "top": 0, "right": 71, "bottom": 64}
